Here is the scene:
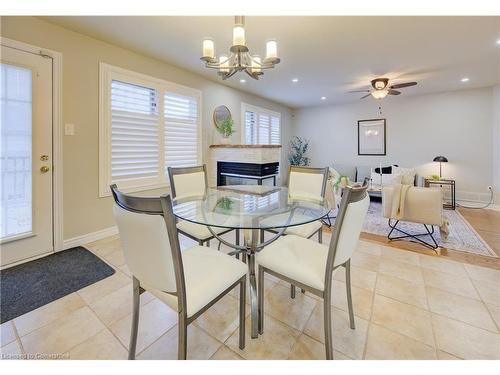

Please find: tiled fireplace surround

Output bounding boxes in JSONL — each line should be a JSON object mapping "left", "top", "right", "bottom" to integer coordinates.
{"left": 207, "top": 144, "right": 282, "bottom": 187}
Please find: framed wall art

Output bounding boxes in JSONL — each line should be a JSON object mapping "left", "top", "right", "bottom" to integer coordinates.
{"left": 357, "top": 118, "right": 386, "bottom": 155}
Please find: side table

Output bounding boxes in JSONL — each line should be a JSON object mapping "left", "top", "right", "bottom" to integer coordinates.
{"left": 424, "top": 178, "right": 456, "bottom": 210}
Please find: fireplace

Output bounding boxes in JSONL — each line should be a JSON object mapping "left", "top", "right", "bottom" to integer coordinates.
{"left": 217, "top": 161, "right": 279, "bottom": 186}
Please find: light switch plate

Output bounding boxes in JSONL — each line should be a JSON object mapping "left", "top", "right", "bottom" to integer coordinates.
{"left": 65, "top": 123, "right": 75, "bottom": 136}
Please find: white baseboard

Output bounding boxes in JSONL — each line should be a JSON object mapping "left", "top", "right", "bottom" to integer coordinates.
{"left": 61, "top": 226, "right": 118, "bottom": 250}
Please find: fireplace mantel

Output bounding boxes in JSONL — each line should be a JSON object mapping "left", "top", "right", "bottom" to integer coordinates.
{"left": 209, "top": 144, "right": 282, "bottom": 149}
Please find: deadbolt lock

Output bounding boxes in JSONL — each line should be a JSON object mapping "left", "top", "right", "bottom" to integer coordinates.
{"left": 40, "top": 155, "right": 49, "bottom": 161}
{"left": 40, "top": 166, "right": 50, "bottom": 173}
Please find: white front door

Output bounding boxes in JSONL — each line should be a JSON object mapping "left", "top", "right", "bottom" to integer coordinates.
{"left": 0, "top": 45, "right": 54, "bottom": 267}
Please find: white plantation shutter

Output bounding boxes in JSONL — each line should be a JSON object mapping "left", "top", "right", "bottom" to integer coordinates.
{"left": 242, "top": 103, "right": 281, "bottom": 145}
{"left": 111, "top": 80, "right": 159, "bottom": 182}
{"left": 270, "top": 115, "right": 280, "bottom": 145}
{"left": 164, "top": 92, "right": 199, "bottom": 169}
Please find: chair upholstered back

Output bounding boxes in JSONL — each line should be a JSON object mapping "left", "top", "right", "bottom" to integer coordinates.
{"left": 327, "top": 182, "right": 370, "bottom": 271}
{"left": 288, "top": 166, "right": 329, "bottom": 202}
{"left": 111, "top": 185, "right": 182, "bottom": 294}
{"left": 168, "top": 165, "right": 207, "bottom": 200}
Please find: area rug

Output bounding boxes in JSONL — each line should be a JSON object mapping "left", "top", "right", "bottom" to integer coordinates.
{"left": 361, "top": 201, "right": 497, "bottom": 257}
{"left": 0, "top": 247, "right": 115, "bottom": 323}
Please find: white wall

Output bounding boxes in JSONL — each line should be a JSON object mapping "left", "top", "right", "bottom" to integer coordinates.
{"left": 292, "top": 87, "right": 495, "bottom": 202}
{"left": 493, "top": 85, "right": 500, "bottom": 204}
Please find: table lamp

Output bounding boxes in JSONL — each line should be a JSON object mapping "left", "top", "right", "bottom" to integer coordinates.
{"left": 433, "top": 156, "right": 448, "bottom": 178}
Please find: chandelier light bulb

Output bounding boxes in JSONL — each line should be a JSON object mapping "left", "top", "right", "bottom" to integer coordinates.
{"left": 371, "top": 89, "right": 388, "bottom": 99}
{"left": 233, "top": 25, "right": 246, "bottom": 46}
{"left": 266, "top": 40, "right": 278, "bottom": 59}
{"left": 202, "top": 39, "right": 215, "bottom": 59}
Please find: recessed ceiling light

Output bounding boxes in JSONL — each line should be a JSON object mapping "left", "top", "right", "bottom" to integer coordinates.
{"left": 292, "top": 78, "right": 299, "bottom": 83}
{"left": 497, "top": 39, "right": 500, "bottom": 45}
{"left": 321, "top": 96, "right": 327, "bottom": 100}
{"left": 461, "top": 77, "right": 470, "bottom": 83}
{"left": 240, "top": 79, "right": 246, "bottom": 83}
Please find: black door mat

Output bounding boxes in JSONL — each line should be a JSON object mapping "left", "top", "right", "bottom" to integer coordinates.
{"left": 1, "top": 247, "right": 115, "bottom": 323}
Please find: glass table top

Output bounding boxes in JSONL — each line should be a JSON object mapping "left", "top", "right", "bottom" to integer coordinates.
{"left": 172, "top": 185, "right": 330, "bottom": 230}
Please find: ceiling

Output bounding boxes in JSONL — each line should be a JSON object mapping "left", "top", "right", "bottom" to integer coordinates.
{"left": 43, "top": 16, "right": 500, "bottom": 108}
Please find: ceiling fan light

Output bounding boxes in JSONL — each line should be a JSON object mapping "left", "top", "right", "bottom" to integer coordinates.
{"left": 371, "top": 89, "right": 389, "bottom": 99}
{"left": 374, "top": 81, "right": 386, "bottom": 90}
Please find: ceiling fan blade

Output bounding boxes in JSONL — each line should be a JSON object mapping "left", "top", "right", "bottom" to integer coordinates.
{"left": 360, "top": 93, "right": 371, "bottom": 99}
{"left": 348, "top": 90, "right": 370, "bottom": 93}
{"left": 388, "top": 90, "right": 401, "bottom": 95}
{"left": 390, "top": 82, "right": 417, "bottom": 89}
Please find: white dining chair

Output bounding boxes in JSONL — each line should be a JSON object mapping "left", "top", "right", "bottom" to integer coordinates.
{"left": 256, "top": 183, "right": 370, "bottom": 360}
{"left": 261, "top": 165, "right": 329, "bottom": 298}
{"left": 168, "top": 165, "right": 240, "bottom": 251}
{"left": 111, "top": 185, "right": 247, "bottom": 360}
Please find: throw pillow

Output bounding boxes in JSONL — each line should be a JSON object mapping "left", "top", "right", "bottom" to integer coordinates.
{"left": 393, "top": 166, "right": 416, "bottom": 185}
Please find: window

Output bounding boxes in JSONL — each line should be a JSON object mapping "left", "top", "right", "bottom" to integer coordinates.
{"left": 241, "top": 103, "right": 281, "bottom": 145}
{"left": 99, "top": 64, "right": 201, "bottom": 196}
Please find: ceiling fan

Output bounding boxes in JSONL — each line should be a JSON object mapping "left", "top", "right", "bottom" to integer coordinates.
{"left": 350, "top": 78, "right": 417, "bottom": 99}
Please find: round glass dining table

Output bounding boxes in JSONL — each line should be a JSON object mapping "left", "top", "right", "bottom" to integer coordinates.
{"left": 172, "top": 185, "right": 330, "bottom": 339}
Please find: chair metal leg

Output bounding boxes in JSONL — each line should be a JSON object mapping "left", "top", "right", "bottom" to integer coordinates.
{"left": 290, "top": 284, "right": 296, "bottom": 299}
{"left": 178, "top": 314, "right": 187, "bottom": 360}
{"left": 318, "top": 228, "right": 323, "bottom": 244}
{"left": 260, "top": 229, "right": 264, "bottom": 243}
{"left": 205, "top": 240, "right": 210, "bottom": 247}
{"left": 258, "top": 266, "right": 265, "bottom": 334}
{"left": 345, "top": 260, "right": 355, "bottom": 329}
{"left": 128, "top": 277, "right": 140, "bottom": 360}
{"left": 239, "top": 277, "right": 246, "bottom": 349}
{"left": 198, "top": 240, "right": 204, "bottom": 246}
{"left": 323, "top": 295, "right": 333, "bottom": 360}
{"left": 387, "top": 219, "right": 439, "bottom": 251}
{"left": 235, "top": 229, "right": 240, "bottom": 260}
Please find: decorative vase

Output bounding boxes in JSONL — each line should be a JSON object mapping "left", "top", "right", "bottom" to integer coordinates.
{"left": 220, "top": 135, "right": 231, "bottom": 145}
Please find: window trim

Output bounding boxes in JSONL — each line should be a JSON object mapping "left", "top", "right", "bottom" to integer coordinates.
{"left": 240, "top": 102, "right": 281, "bottom": 145}
{"left": 99, "top": 63, "right": 202, "bottom": 197}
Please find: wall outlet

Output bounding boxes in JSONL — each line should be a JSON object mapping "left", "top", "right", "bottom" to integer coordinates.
{"left": 65, "top": 123, "right": 75, "bottom": 136}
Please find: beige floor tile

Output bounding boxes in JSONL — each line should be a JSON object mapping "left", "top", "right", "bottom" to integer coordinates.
{"left": 331, "top": 280, "right": 373, "bottom": 320}
{"left": 86, "top": 237, "right": 121, "bottom": 258}
{"left": 371, "top": 294, "right": 435, "bottom": 346}
{"left": 486, "top": 304, "right": 500, "bottom": 331}
{"left": 226, "top": 314, "right": 300, "bottom": 360}
{"left": 102, "top": 249, "right": 126, "bottom": 268}
{"left": 109, "top": 298, "right": 177, "bottom": 353}
{"left": 14, "top": 293, "right": 86, "bottom": 337}
{"left": 438, "top": 350, "right": 462, "bottom": 360}
{"left": 333, "top": 265, "right": 377, "bottom": 292}
{"left": 303, "top": 305, "right": 369, "bottom": 359}
{"left": 0, "top": 340, "right": 23, "bottom": 359}
{"left": 193, "top": 294, "right": 245, "bottom": 343}
{"left": 210, "top": 345, "right": 244, "bottom": 360}
{"left": 228, "top": 275, "right": 277, "bottom": 303}
{"left": 464, "top": 263, "right": 500, "bottom": 284}
{"left": 375, "top": 273, "right": 428, "bottom": 309}
{"left": 77, "top": 271, "right": 130, "bottom": 304}
{"left": 288, "top": 333, "right": 352, "bottom": 360}
{"left": 422, "top": 268, "right": 479, "bottom": 300}
{"left": 356, "top": 240, "right": 383, "bottom": 256}
{"left": 365, "top": 324, "right": 437, "bottom": 359}
{"left": 471, "top": 279, "right": 500, "bottom": 307}
{"left": 419, "top": 255, "right": 468, "bottom": 277}
{"left": 20, "top": 306, "right": 104, "bottom": 355}
{"left": 426, "top": 286, "right": 497, "bottom": 332}
{"left": 1, "top": 322, "right": 16, "bottom": 347}
{"left": 378, "top": 258, "right": 424, "bottom": 285}
{"left": 263, "top": 283, "right": 318, "bottom": 331}
{"left": 432, "top": 313, "right": 500, "bottom": 359}
{"left": 118, "top": 264, "right": 132, "bottom": 277}
{"left": 69, "top": 329, "right": 127, "bottom": 359}
{"left": 350, "top": 251, "right": 380, "bottom": 272}
{"left": 138, "top": 324, "right": 222, "bottom": 360}
{"left": 89, "top": 284, "right": 154, "bottom": 326}
{"left": 381, "top": 246, "right": 420, "bottom": 266}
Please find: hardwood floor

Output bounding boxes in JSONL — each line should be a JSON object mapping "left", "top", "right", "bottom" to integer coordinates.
{"left": 325, "top": 207, "right": 500, "bottom": 270}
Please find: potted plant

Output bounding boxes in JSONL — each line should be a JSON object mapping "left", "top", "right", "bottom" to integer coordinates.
{"left": 288, "top": 136, "right": 311, "bottom": 166}
{"left": 216, "top": 117, "right": 236, "bottom": 144}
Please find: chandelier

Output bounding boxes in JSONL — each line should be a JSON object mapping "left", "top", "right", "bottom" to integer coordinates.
{"left": 200, "top": 16, "right": 280, "bottom": 80}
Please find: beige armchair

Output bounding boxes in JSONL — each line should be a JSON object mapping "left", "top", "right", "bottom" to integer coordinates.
{"left": 382, "top": 185, "right": 444, "bottom": 252}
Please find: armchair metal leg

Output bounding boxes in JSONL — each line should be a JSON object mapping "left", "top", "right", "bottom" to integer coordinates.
{"left": 239, "top": 277, "right": 246, "bottom": 349}
{"left": 258, "top": 266, "right": 264, "bottom": 334}
{"left": 128, "top": 277, "right": 140, "bottom": 360}
{"left": 323, "top": 294, "right": 333, "bottom": 360}
{"left": 178, "top": 314, "right": 187, "bottom": 360}
{"left": 345, "top": 260, "right": 355, "bottom": 329}
{"left": 205, "top": 240, "right": 210, "bottom": 247}
{"left": 387, "top": 219, "right": 439, "bottom": 252}
{"left": 290, "top": 284, "right": 296, "bottom": 299}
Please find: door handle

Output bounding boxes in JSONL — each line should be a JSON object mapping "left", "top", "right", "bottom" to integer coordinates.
{"left": 40, "top": 166, "right": 50, "bottom": 173}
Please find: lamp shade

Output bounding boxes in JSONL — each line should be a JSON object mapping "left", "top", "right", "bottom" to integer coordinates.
{"left": 433, "top": 156, "right": 448, "bottom": 163}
